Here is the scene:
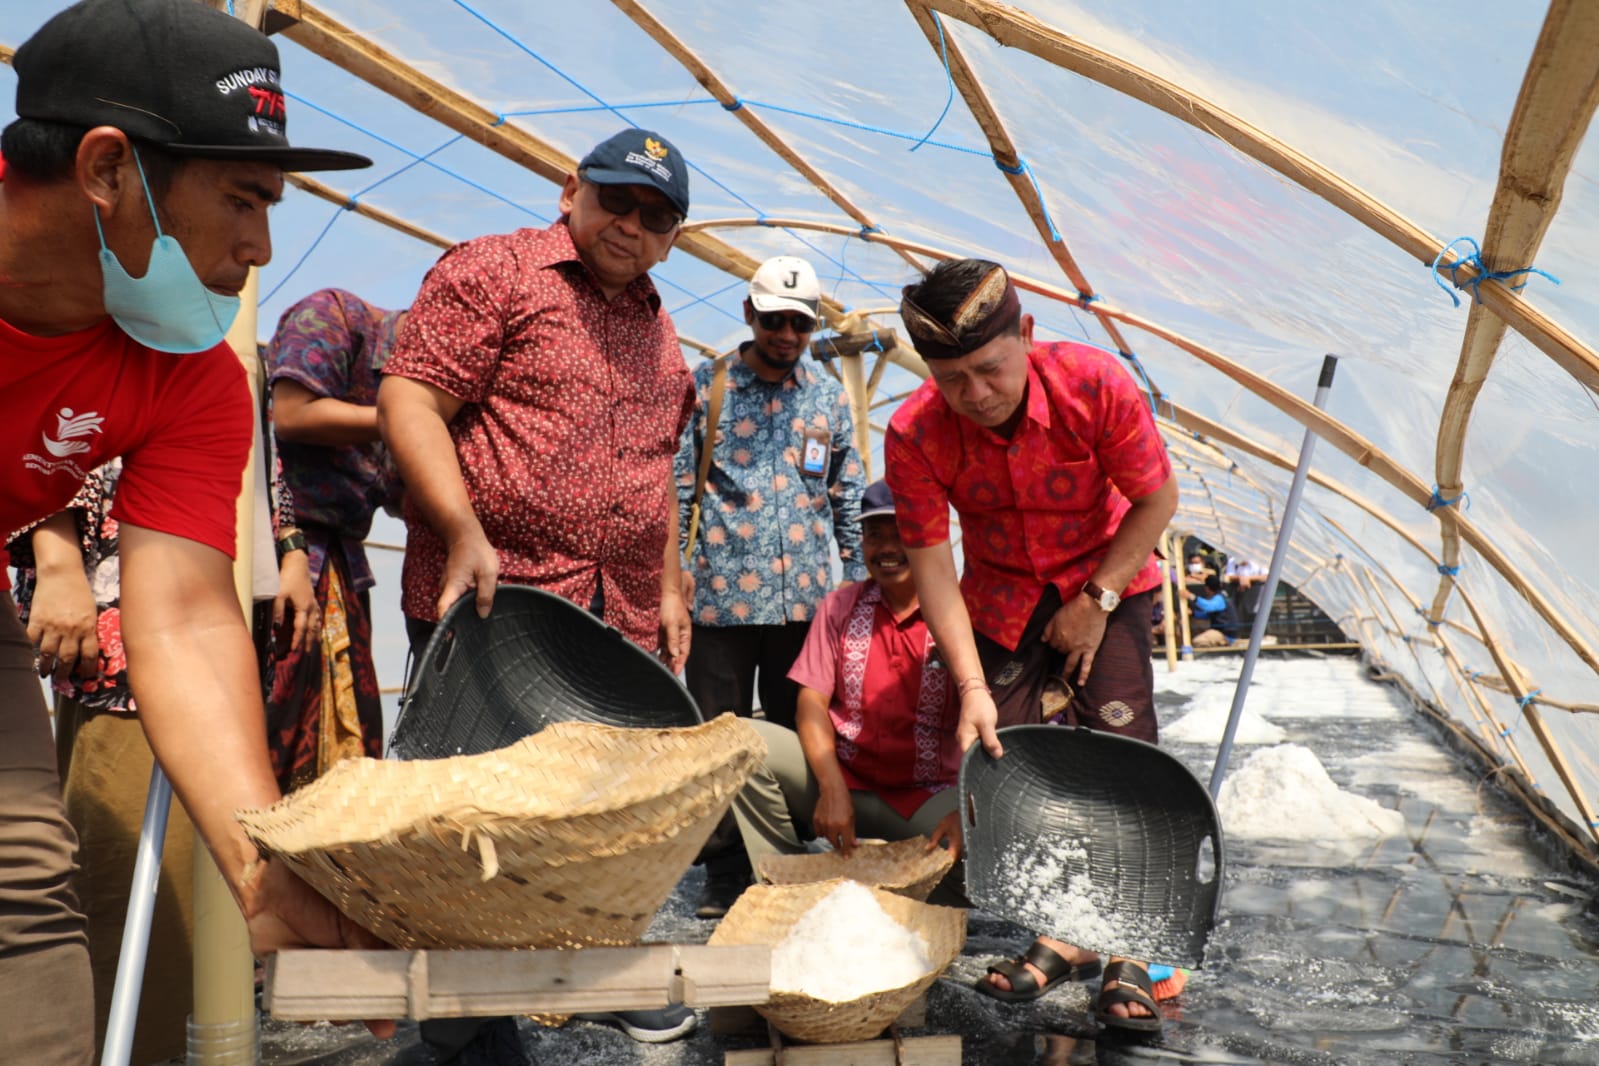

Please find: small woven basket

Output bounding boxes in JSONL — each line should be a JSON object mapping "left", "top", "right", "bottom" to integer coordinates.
{"left": 756, "top": 838, "right": 956, "bottom": 901}
{"left": 708, "top": 879, "right": 966, "bottom": 1043}
{"left": 238, "top": 715, "right": 765, "bottom": 949}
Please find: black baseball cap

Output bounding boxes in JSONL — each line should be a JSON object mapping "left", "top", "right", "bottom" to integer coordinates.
{"left": 577, "top": 128, "right": 690, "bottom": 217}
{"left": 859, "top": 480, "right": 897, "bottom": 521}
{"left": 13, "top": 0, "right": 370, "bottom": 172}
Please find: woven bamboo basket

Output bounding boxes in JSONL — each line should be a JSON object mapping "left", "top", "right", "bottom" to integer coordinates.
{"left": 756, "top": 838, "right": 956, "bottom": 901}
{"left": 237, "top": 715, "right": 765, "bottom": 949}
{"left": 707, "top": 879, "right": 966, "bottom": 1043}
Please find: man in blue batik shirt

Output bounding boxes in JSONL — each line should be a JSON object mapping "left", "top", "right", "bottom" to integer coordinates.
{"left": 675, "top": 254, "right": 866, "bottom": 915}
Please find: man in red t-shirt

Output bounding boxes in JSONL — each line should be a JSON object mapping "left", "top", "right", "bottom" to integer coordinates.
{"left": 884, "top": 258, "right": 1177, "bottom": 1028}
{"left": 379, "top": 127, "right": 695, "bottom": 670}
{"left": 729, "top": 480, "right": 963, "bottom": 871}
{"left": 0, "top": 2, "right": 383, "bottom": 1061}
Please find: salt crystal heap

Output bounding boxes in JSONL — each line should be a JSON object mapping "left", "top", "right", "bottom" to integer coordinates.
{"left": 769, "top": 880, "right": 933, "bottom": 1001}
{"left": 1219, "top": 743, "right": 1405, "bottom": 841}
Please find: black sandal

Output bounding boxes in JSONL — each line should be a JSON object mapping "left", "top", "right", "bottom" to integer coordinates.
{"left": 1095, "top": 960, "right": 1163, "bottom": 1034}
{"left": 975, "top": 940, "right": 1103, "bottom": 1002}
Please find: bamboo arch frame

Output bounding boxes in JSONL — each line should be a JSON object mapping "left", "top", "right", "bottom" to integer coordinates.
{"left": 11, "top": 3, "right": 1591, "bottom": 840}
{"left": 684, "top": 215, "right": 1599, "bottom": 687}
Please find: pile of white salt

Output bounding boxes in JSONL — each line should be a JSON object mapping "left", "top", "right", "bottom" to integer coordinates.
{"left": 769, "top": 881, "right": 933, "bottom": 1001}
{"left": 1219, "top": 743, "right": 1405, "bottom": 841}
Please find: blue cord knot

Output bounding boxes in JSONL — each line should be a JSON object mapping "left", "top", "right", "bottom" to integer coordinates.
{"left": 342, "top": 195, "right": 360, "bottom": 211}
{"left": 994, "top": 158, "right": 1026, "bottom": 176}
{"left": 1432, "top": 235, "right": 1561, "bottom": 308}
{"left": 492, "top": 113, "right": 508, "bottom": 127}
{"left": 1500, "top": 725, "right": 1516, "bottom": 738}
{"left": 722, "top": 97, "right": 744, "bottom": 112}
{"left": 1518, "top": 688, "right": 1541, "bottom": 709}
{"left": 1075, "top": 291, "right": 1099, "bottom": 308}
{"left": 1414, "top": 608, "right": 1441, "bottom": 627}
{"left": 1179, "top": 646, "right": 1192, "bottom": 655}
{"left": 1437, "top": 563, "right": 1460, "bottom": 576}
{"left": 858, "top": 224, "right": 882, "bottom": 238}
{"left": 1426, "top": 485, "right": 1470, "bottom": 512}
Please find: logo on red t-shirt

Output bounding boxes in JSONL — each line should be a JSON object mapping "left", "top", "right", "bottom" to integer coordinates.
{"left": 24, "top": 407, "right": 103, "bottom": 479}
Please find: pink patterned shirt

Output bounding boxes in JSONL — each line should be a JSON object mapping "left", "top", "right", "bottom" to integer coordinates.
{"left": 385, "top": 222, "right": 694, "bottom": 649}
{"left": 788, "top": 581, "right": 960, "bottom": 818}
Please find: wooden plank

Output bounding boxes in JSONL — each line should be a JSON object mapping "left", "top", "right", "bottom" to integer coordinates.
{"left": 725, "top": 1034, "right": 960, "bottom": 1066}
{"left": 266, "top": 945, "right": 771, "bottom": 1021}
{"left": 673, "top": 945, "right": 772, "bottom": 1008}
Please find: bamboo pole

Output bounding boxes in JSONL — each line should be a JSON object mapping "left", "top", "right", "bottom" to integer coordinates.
{"left": 193, "top": 270, "right": 262, "bottom": 1063}
{"left": 1428, "top": 0, "right": 1599, "bottom": 627}
{"left": 683, "top": 214, "right": 1595, "bottom": 683}
{"left": 606, "top": 0, "right": 926, "bottom": 275}
{"left": 916, "top": 0, "right": 1599, "bottom": 394}
{"left": 900, "top": 1, "right": 1139, "bottom": 365}
{"left": 1158, "top": 531, "right": 1178, "bottom": 672}
{"left": 281, "top": 3, "right": 858, "bottom": 325}
{"left": 839, "top": 352, "right": 873, "bottom": 481}
{"left": 284, "top": 173, "right": 454, "bottom": 250}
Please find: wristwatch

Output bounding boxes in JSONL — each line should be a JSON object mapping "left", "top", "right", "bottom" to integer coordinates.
{"left": 275, "top": 529, "right": 308, "bottom": 562}
{"left": 1082, "top": 580, "right": 1120, "bottom": 613}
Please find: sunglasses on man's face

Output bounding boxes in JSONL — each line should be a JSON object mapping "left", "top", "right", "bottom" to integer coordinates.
{"left": 588, "top": 182, "right": 683, "bottom": 235}
{"left": 755, "top": 311, "right": 818, "bottom": 334}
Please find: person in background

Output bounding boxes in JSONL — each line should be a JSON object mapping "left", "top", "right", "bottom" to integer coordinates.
{"left": 884, "top": 258, "right": 1178, "bottom": 1033}
{"left": 0, "top": 2, "right": 384, "bottom": 1059}
{"left": 1191, "top": 574, "right": 1240, "bottom": 642}
{"left": 266, "top": 288, "right": 405, "bottom": 792}
{"left": 377, "top": 126, "right": 698, "bottom": 1045}
{"left": 673, "top": 255, "right": 866, "bottom": 918}
{"left": 1225, "top": 555, "right": 1269, "bottom": 621}
{"left": 8, "top": 454, "right": 315, "bottom": 1064}
{"left": 728, "top": 481, "right": 961, "bottom": 873}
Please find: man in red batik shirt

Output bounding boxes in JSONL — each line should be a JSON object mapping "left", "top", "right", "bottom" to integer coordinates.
{"left": 379, "top": 128, "right": 696, "bottom": 672}
{"left": 377, "top": 128, "right": 700, "bottom": 1045}
{"left": 884, "top": 258, "right": 1178, "bottom": 1032}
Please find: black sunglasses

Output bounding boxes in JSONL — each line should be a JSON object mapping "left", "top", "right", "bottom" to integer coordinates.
{"left": 756, "top": 311, "right": 818, "bottom": 334}
{"left": 586, "top": 181, "right": 682, "bottom": 235}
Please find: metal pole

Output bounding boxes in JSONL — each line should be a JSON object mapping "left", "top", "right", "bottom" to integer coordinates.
{"left": 101, "top": 764, "right": 173, "bottom": 1066}
{"left": 1208, "top": 355, "right": 1339, "bottom": 798}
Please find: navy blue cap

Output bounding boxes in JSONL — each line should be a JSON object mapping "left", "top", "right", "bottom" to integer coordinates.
{"left": 859, "top": 480, "right": 896, "bottom": 521}
{"left": 577, "top": 128, "right": 690, "bottom": 217}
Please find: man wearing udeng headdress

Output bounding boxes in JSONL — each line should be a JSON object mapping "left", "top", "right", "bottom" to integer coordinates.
{"left": 883, "top": 258, "right": 1178, "bottom": 1028}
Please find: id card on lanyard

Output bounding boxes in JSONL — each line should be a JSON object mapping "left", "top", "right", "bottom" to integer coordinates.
{"left": 800, "top": 425, "right": 830, "bottom": 478}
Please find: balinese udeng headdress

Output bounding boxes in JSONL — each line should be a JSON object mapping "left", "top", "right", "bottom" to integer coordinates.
{"left": 899, "top": 262, "right": 1022, "bottom": 360}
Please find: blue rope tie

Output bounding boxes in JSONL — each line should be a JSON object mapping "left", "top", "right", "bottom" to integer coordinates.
{"left": 859, "top": 224, "right": 882, "bottom": 238}
{"left": 1518, "top": 689, "right": 1542, "bottom": 709}
{"left": 1076, "top": 291, "right": 1099, "bottom": 309}
{"left": 1426, "top": 485, "right": 1470, "bottom": 512}
{"left": 1414, "top": 608, "right": 1441, "bottom": 627}
{"left": 911, "top": 13, "right": 956, "bottom": 152}
{"left": 1179, "top": 646, "right": 1192, "bottom": 655}
{"left": 993, "top": 157, "right": 1062, "bottom": 242}
{"left": 723, "top": 96, "right": 744, "bottom": 112}
{"left": 1432, "top": 235, "right": 1561, "bottom": 308}
{"left": 1437, "top": 563, "right": 1460, "bottom": 576}
{"left": 1500, "top": 725, "right": 1516, "bottom": 738}
{"left": 341, "top": 195, "right": 359, "bottom": 212}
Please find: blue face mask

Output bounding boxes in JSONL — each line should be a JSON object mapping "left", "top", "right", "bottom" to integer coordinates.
{"left": 93, "top": 150, "right": 240, "bottom": 354}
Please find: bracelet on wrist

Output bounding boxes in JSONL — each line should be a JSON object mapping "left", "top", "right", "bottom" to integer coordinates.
{"left": 275, "top": 529, "right": 308, "bottom": 562}
{"left": 957, "top": 676, "right": 991, "bottom": 696}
